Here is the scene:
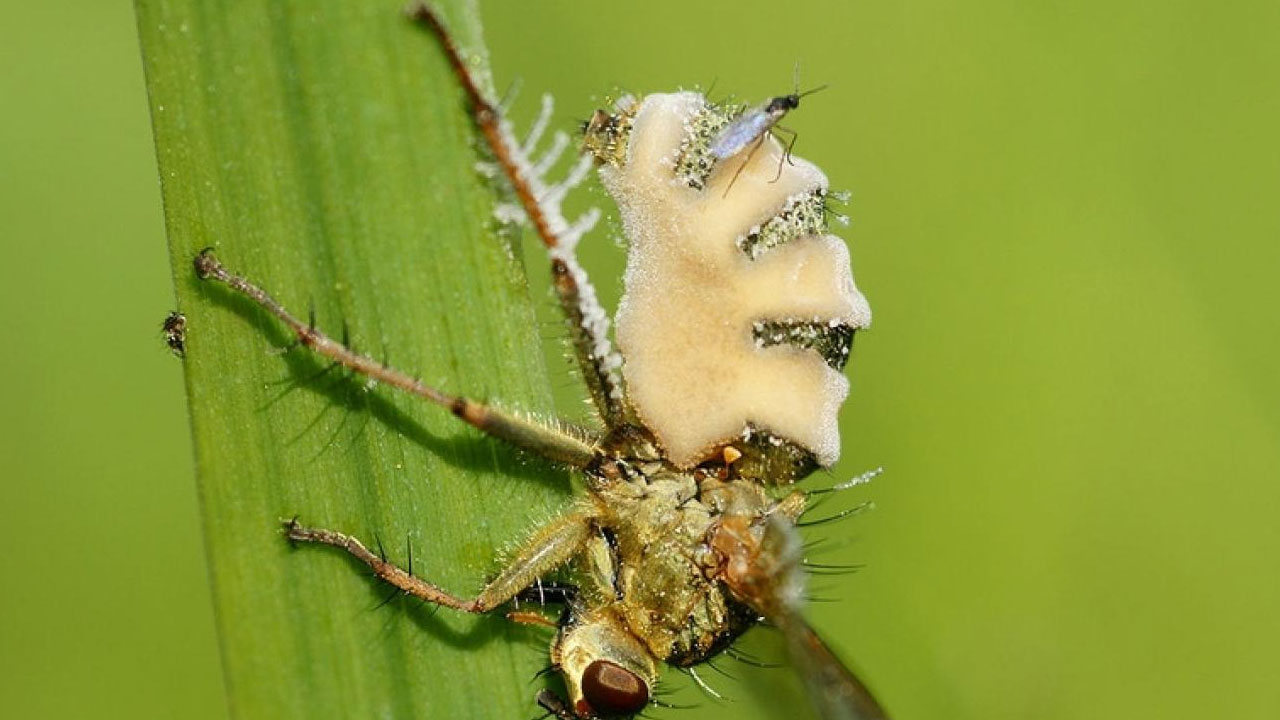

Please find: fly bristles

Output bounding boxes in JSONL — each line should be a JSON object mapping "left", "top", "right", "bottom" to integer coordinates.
{"left": 516, "top": 409, "right": 598, "bottom": 446}
{"left": 737, "top": 189, "right": 829, "bottom": 259}
{"left": 753, "top": 319, "right": 856, "bottom": 371}
{"left": 672, "top": 99, "right": 739, "bottom": 189}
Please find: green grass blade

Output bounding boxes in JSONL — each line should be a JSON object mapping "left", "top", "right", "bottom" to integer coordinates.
{"left": 136, "top": 1, "right": 570, "bottom": 717}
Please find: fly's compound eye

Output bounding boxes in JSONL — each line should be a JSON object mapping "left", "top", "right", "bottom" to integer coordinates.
{"left": 580, "top": 659, "right": 649, "bottom": 717}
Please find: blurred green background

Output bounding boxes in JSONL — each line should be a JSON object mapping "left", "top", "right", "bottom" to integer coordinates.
{"left": 3, "top": 0, "right": 1278, "bottom": 718}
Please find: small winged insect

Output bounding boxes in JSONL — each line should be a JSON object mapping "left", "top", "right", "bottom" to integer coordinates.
{"left": 708, "top": 78, "right": 827, "bottom": 195}
{"left": 162, "top": 311, "right": 187, "bottom": 358}
{"left": 194, "top": 3, "right": 888, "bottom": 719}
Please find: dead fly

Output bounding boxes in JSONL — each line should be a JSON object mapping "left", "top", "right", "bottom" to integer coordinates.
{"left": 194, "top": 3, "right": 887, "bottom": 719}
{"left": 709, "top": 80, "right": 827, "bottom": 195}
{"left": 162, "top": 311, "right": 187, "bottom": 357}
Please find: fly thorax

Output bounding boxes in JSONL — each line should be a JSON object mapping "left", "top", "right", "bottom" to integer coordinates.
{"left": 593, "top": 471, "right": 750, "bottom": 665}
{"left": 601, "top": 472, "right": 706, "bottom": 551}
{"left": 696, "top": 475, "right": 772, "bottom": 516}
{"left": 588, "top": 92, "right": 871, "bottom": 478}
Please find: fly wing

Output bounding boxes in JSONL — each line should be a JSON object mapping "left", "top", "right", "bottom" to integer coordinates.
{"left": 775, "top": 611, "right": 889, "bottom": 720}
{"left": 718, "top": 514, "right": 890, "bottom": 720}
{"left": 709, "top": 108, "right": 770, "bottom": 160}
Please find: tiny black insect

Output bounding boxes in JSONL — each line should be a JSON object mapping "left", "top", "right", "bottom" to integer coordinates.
{"left": 162, "top": 311, "right": 187, "bottom": 358}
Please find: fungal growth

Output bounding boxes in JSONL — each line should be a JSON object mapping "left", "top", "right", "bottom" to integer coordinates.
{"left": 586, "top": 93, "right": 872, "bottom": 473}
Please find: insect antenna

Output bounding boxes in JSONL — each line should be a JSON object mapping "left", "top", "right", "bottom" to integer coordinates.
{"left": 530, "top": 663, "right": 558, "bottom": 681}
{"left": 796, "top": 83, "right": 829, "bottom": 100}
{"left": 760, "top": 71, "right": 829, "bottom": 184}
{"left": 788, "top": 60, "right": 830, "bottom": 101}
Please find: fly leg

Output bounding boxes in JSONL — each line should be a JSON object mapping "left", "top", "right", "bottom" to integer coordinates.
{"left": 770, "top": 124, "right": 799, "bottom": 182}
{"left": 536, "top": 690, "right": 575, "bottom": 720}
{"left": 284, "top": 512, "right": 593, "bottom": 614}
{"left": 722, "top": 133, "right": 767, "bottom": 198}
{"left": 195, "top": 250, "right": 600, "bottom": 468}
{"left": 407, "top": 3, "right": 626, "bottom": 429}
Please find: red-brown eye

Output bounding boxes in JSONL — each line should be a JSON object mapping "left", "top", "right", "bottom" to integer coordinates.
{"left": 580, "top": 659, "right": 649, "bottom": 717}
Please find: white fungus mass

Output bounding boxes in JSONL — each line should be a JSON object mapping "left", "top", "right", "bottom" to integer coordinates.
{"left": 596, "top": 92, "right": 871, "bottom": 468}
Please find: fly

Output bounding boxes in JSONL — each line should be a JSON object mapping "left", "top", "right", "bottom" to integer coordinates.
{"left": 193, "top": 3, "right": 888, "bottom": 719}
{"left": 710, "top": 79, "right": 827, "bottom": 195}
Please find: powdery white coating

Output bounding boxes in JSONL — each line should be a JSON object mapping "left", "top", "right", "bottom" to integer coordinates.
{"left": 485, "top": 92, "right": 623, "bottom": 402}
{"left": 604, "top": 93, "right": 871, "bottom": 467}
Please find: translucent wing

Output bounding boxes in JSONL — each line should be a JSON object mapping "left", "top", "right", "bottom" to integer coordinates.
{"left": 709, "top": 106, "right": 772, "bottom": 160}
{"left": 775, "top": 611, "right": 889, "bottom": 720}
{"left": 714, "top": 513, "right": 889, "bottom": 720}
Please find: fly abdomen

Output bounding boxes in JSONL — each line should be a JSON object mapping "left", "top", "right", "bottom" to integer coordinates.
{"left": 709, "top": 109, "right": 775, "bottom": 160}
